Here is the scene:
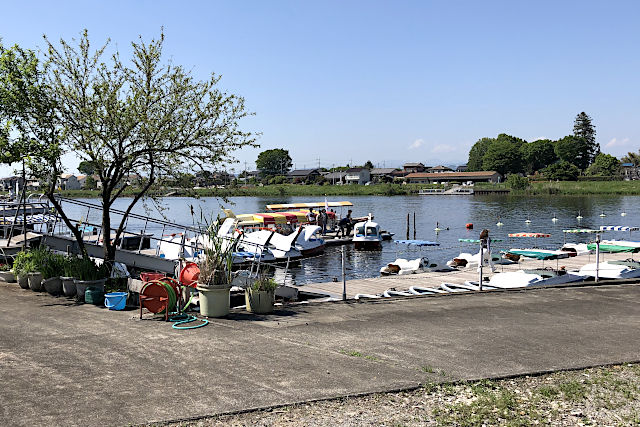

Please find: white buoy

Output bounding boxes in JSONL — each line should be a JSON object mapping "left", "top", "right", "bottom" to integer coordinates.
{"left": 599, "top": 211, "right": 606, "bottom": 217}
{"left": 434, "top": 221, "right": 442, "bottom": 232}
{"left": 552, "top": 217, "right": 558, "bottom": 222}
{"left": 525, "top": 218, "right": 531, "bottom": 224}
{"left": 577, "top": 211, "right": 583, "bottom": 220}
{"left": 496, "top": 221, "right": 504, "bottom": 227}
{"left": 621, "top": 212, "right": 627, "bottom": 217}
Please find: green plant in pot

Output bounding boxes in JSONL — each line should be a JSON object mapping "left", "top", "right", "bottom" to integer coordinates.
{"left": 41, "top": 252, "right": 66, "bottom": 296}
{"left": 61, "top": 256, "right": 76, "bottom": 297}
{"left": 12, "top": 250, "right": 32, "bottom": 289}
{"left": 245, "top": 275, "right": 277, "bottom": 314}
{"left": 70, "top": 257, "right": 110, "bottom": 302}
{"left": 26, "top": 246, "right": 50, "bottom": 292}
{"left": 196, "top": 216, "right": 239, "bottom": 317}
{"left": 0, "top": 261, "right": 16, "bottom": 283}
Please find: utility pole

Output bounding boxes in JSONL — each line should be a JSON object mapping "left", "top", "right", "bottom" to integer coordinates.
{"left": 317, "top": 157, "right": 321, "bottom": 169}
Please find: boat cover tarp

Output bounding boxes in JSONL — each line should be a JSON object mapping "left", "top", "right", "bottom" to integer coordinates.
{"left": 394, "top": 239, "right": 439, "bottom": 246}
{"left": 507, "top": 249, "right": 569, "bottom": 260}
{"left": 600, "top": 226, "right": 639, "bottom": 231}
{"left": 266, "top": 201, "right": 353, "bottom": 210}
{"left": 508, "top": 233, "right": 551, "bottom": 238}
{"left": 587, "top": 240, "right": 640, "bottom": 253}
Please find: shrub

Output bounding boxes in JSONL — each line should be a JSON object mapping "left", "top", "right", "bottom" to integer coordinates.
{"left": 506, "top": 174, "right": 529, "bottom": 190}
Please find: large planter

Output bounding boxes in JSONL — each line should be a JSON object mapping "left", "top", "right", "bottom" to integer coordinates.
{"left": 28, "top": 272, "right": 44, "bottom": 292}
{"left": 197, "top": 284, "right": 231, "bottom": 318}
{"left": 74, "top": 278, "right": 106, "bottom": 302}
{"left": 61, "top": 277, "right": 76, "bottom": 297}
{"left": 43, "top": 276, "right": 63, "bottom": 296}
{"left": 245, "top": 289, "right": 275, "bottom": 314}
{"left": 16, "top": 273, "right": 29, "bottom": 289}
{"left": 0, "top": 270, "right": 16, "bottom": 283}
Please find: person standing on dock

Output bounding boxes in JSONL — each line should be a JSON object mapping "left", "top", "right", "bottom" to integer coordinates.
{"left": 338, "top": 210, "right": 353, "bottom": 237}
{"left": 306, "top": 208, "right": 317, "bottom": 224}
{"left": 317, "top": 209, "right": 327, "bottom": 234}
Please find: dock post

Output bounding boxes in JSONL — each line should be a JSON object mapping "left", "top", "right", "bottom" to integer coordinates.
{"left": 341, "top": 245, "right": 346, "bottom": 300}
{"left": 406, "top": 213, "right": 409, "bottom": 240}
{"left": 413, "top": 212, "right": 416, "bottom": 240}
{"left": 478, "top": 241, "right": 483, "bottom": 291}
{"left": 595, "top": 234, "right": 600, "bottom": 283}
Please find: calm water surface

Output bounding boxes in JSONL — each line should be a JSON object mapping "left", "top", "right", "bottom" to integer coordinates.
{"left": 65, "top": 195, "right": 640, "bottom": 285}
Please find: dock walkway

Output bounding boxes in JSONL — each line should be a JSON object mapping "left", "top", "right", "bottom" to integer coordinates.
{"left": 298, "top": 251, "right": 633, "bottom": 298}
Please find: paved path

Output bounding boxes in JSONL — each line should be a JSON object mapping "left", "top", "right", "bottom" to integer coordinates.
{"left": 1, "top": 281, "right": 640, "bottom": 426}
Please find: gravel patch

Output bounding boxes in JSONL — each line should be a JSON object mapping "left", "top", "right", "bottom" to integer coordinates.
{"left": 165, "top": 364, "right": 640, "bottom": 426}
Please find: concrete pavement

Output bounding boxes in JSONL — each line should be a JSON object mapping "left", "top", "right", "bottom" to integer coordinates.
{"left": 1, "top": 281, "right": 640, "bottom": 426}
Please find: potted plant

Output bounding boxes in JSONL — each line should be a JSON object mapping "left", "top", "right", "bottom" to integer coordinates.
{"left": 196, "top": 218, "right": 238, "bottom": 317}
{"left": 61, "top": 257, "right": 76, "bottom": 297}
{"left": 27, "top": 246, "right": 50, "bottom": 292}
{"left": 0, "top": 262, "right": 16, "bottom": 283}
{"left": 245, "top": 275, "right": 277, "bottom": 314}
{"left": 71, "top": 257, "right": 109, "bottom": 302}
{"left": 42, "top": 252, "right": 66, "bottom": 296}
{"left": 12, "top": 250, "right": 32, "bottom": 289}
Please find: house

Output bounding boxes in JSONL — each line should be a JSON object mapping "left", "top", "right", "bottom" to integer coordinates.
{"left": 456, "top": 165, "right": 468, "bottom": 172}
{"left": 0, "top": 176, "right": 23, "bottom": 192}
{"left": 345, "top": 167, "right": 371, "bottom": 185}
{"left": 621, "top": 163, "right": 639, "bottom": 180}
{"left": 58, "top": 174, "right": 81, "bottom": 190}
{"left": 369, "top": 168, "right": 397, "bottom": 183}
{"left": 77, "top": 174, "right": 87, "bottom": 188}
{"left": 26, "top": 178, "right": 40, "bottom": 192}
{"left": 287, "top": 169, "right": 321, "bottom": 183}
{"left": 322, "top": 171, "right": 347, "bottom": 185}
{"left": 403, "top": 162, "right": 425, "bottom": 173}
{"left": 405, "top": 171, "right": 502, "bottom": 184}
{"left": 426, "top": 165, "right": 453, "bottom": 173}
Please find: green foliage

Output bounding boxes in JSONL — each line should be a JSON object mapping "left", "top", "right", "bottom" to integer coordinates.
{"left": 67, "top": 257, "right": 109, "bottom": 281}
{"left": 586, "top": 153, "right": 621, "bottom": 176}
{"left": 199, "top": 215, "right": 239, "bottom": 286}
{"left": 520, "top": 139, "right": 557, "bottom": 174}
{"left": 555, "top": 135, "right": 590, "bottom": 170}
{"left": 467, "top": 137, "right": 494, "bottom": 171}
{"left": 363, "top": 160, "right": 374, "bottom": 169}
{"left": 251, "top": 276, "right": 278, "bottom": 292}
{"left": 506, "top": 174, "right": 529, "bottom": 190}
{"left": 542, "top": 160, "right": 581, "bottom": 181}
{"left": 84, "top": 175, "right": 97, "bottom": 189}
{"left": 256, "top": 149, "right": 292, "bottom": 177}
{"left": 482, "top": 139, "right": 523, "bottom": 175}
{"left": 621, "top": 150, "right": 640, "bottom": 166}
{"left": 12, "top": 247, "right": 66, "bottom": 278}
{"left": 13, "top": 250, "right": 33, "bottom": 276}
{"left": 77, "top": 160, "right": 97, "bottom": 175}
{"left": 573, "top": 111, "right": 599, "bottom": 164}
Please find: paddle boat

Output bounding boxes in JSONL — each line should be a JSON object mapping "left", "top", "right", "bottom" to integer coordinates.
{"left": 408, "top": 286, "right": 447, "bottom": 295}
{"left": 380, "top": 239, "right": 448, "bottom": 275}
{"left": 352, "top": 215, "right": 383, "bottom": 250}
{"left": 446, "top": 238, "right": 505, "bottom": 270}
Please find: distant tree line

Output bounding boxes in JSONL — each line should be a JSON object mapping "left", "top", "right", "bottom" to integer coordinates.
{"left": 467, "top": 112, "right": 622, "bottom": 181}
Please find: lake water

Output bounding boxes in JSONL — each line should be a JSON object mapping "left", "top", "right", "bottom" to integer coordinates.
{"left": 62, "top": 194, "right": 640, "bottom": 285}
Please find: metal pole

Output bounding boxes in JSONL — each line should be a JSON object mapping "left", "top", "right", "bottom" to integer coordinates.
{"left": 595, "top": 234, "right": 600, "bottom": 283}
{"left": 21, "top": 160, "right": 27, "bottom": 249}
{"left": 413, "top": 212, "right": 416, "bottom": 240}
{"left": 406, "top": 213, "right": 409, "bottom": 240}
{"left": 341, "top": 245, "right": 346, "bottom": 300}
{"left": 479, "top": 241, "right": 483, "bottom": 291}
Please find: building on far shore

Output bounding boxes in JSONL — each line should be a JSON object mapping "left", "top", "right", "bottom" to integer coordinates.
{"left": 456, "top": 164, "right": 468, "bottom": 172}
{"left": 345, "top": 167, "right": 371, "bottom": 185}
{"left": 322, "top": 171, "right": 347, "bottom": 185}
{"left": 621, "top": 163, "right": 639, "bottom": 180}
{"left": 287, "top": 169, "right": 321, "bottom": 183}
{"left": 369, "top": 168, "right": 397, "bottom": 183}
{"left": 403, "top": 162, "right": 425, "bottom": 173}
{"left": 405, "top": 171, "right": 502, "bottom": 184}
{"left": 57, "top": 173, "right": 81, "bottom": 190}
{"left": 426, "top": 165, "right": 453, "bottom": 173}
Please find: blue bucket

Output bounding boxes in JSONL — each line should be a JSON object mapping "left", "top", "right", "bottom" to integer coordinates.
{"left": 104, "top": 292, "right": 127, "bottom": 311}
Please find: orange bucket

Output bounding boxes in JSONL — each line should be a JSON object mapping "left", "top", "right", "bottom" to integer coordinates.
{"left": 179, "top": 262, "right": 200, "bottom": 288}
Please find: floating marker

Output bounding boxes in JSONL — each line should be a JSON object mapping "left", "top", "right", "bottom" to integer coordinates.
{"left": 599, "top": 211, "right": 606, "bottom": 217}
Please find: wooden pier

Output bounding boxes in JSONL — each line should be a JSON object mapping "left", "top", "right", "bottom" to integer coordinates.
{"left": 296, "top": 251, "right": 636, "bottom": 299}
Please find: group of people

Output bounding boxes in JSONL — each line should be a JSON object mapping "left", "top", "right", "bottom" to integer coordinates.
{"left": 306, "top": 208, "right": 354, "bottom": 237}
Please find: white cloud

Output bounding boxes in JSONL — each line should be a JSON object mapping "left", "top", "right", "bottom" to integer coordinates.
{"left": 431, "top": 144, "right": 457, "bottom": 154}
{"left": 605, "top": 137, "right": 630, "bottom": 148}
{"left": 408, "top": 138, "right": 424, "bottom": 150}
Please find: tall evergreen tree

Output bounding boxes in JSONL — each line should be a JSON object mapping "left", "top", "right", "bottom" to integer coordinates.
{"left": 573, "top": 112, "right": 599, "bottom": 164}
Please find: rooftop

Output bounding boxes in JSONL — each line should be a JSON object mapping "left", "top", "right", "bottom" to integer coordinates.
{"left": 405, "top": 171, "right": 500, "bottom": 178}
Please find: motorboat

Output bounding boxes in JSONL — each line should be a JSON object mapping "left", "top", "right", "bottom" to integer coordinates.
{"left": 446, "top": 250, "right": 501, "bottom": 270}
{"left": 559, "top": 243, "right": 591, "bottom": 256}
{"left": 352, "top": 216, "right": 383, "bottom": 250}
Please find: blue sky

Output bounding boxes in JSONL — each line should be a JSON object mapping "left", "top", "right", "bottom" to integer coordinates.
{"left": 1, "top": 0, "right": 638, "bottom": 175}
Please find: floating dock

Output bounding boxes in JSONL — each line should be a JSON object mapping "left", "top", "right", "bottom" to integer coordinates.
{"left": 296, "top": 251, "right": 635, "bottom": 299}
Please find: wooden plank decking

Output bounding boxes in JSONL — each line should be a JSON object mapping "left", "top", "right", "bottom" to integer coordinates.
{"left": 296, "top": 251, "right": 636, "bottom": 298}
